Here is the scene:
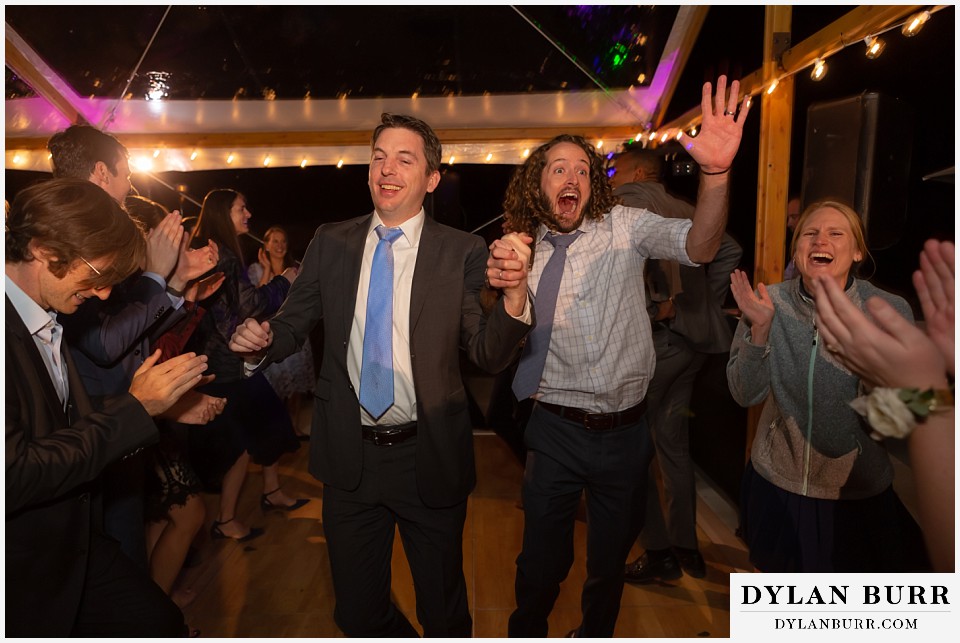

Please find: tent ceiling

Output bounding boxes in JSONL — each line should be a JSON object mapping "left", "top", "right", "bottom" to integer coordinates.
{"left": 4, "top": 5, "right": 928, "bottom": 173}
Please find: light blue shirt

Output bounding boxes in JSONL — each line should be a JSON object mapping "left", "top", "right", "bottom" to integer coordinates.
{"left": 528, "top": 205, "right": 694, "bottom": 413}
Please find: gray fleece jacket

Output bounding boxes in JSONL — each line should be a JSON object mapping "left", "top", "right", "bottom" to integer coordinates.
{"left": 727, "top": 278, "right": 913, "bottom": 500}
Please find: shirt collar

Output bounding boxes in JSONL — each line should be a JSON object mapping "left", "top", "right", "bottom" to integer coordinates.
{"left": 5, "top": 273, "right": 57, "bottom": 336}
{"left": 370, "top": 208, "right": 425, "bottom": 248}
{"left": 535, "top": 217, "right": 594, "bottom": 244}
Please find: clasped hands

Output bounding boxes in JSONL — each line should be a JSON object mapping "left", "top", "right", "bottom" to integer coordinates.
{"left": 486, "top": 231, "right": 533, "bottom": 317}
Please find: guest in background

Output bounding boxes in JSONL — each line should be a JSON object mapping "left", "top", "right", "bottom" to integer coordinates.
{"left": 52, "top": 124, "right": 219, "bottom": 568}
{"left": 126, "top": 195, "right": 225, "bottom": 609}
{"left": 728, "top": 200, "right": 928, "bottom": 572}
{"left": 608, "top": 147, "right": 742, "bottom": 584}
{"left": 187, "top": 189, "right": 307, "bottom": 543}
{"left": 248, "top": 225, "right": 316, "bottom": 438}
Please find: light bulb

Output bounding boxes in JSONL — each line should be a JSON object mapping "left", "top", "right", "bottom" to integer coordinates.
{"left": 810, "top": 58, "right": 827, "bottom": 81}
{"left": 864, "top": 36, "right": 886, "bottom": 59}
{"left": 902, "top": 11, "right": 930, "bottom": 37}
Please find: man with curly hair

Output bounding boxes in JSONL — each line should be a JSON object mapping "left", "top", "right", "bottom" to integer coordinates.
{"left": 487, "top": 76, "right": 750, "bottom": 637}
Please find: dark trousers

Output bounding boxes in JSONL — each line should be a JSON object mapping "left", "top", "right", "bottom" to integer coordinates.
{"left": 641, "top": 329, "right": 708, "bottom": 551}
{"left": 508, "top": 404, "right": 653, "bottom": 638}
{"left": 71, "top": 532, "right": 185, "bottom": 637}
{"left": 322, "top": 437, "right": 472, "bottom": 638}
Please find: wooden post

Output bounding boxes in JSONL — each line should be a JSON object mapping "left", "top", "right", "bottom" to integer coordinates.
{"left": 745, "top": 6, "right": 795, "bottom": 461}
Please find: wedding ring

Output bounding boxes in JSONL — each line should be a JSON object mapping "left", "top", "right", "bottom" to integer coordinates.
{"left": 499, "top": 270, "right": 503, "bottom": 280}
{"left": 827, "top": 343, "right": 840, "bottom": 353}
{"left": 723, "top": 109, "right": 734, "bottom": 116}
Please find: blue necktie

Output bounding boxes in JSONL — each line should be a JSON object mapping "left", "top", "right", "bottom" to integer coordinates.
{"left": 512, "top": 230, "right": 583, "bottom": 400}
{"left": 359, "top": 225, "right": 405, "bottom": 420}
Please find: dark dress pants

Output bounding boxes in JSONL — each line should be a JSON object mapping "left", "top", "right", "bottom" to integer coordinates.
{"left": 641, "top": 329, "right": 706, "bottom": 551}
{"left": 71, "top": 532, "right": 185, "bottom": 637}
{"left": 322, "top": 436, "right": 472, "bottom": 638}
{"left": 508, "top": 404, "right": 653, "bottom": 637}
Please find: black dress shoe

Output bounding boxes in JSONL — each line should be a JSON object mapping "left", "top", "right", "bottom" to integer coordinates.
{"left": 673, "top": 547, "right": 707, "bottom": 578}
{"left": 624, "top": 550, "right": 682, "bottom": 583}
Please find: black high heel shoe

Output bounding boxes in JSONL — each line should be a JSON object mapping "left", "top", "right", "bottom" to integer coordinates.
{"left": 210, "top": 517, "right": 264, "bottom": 542}
{"left": 261, "top": 488, "right": 310, "bottom": 512}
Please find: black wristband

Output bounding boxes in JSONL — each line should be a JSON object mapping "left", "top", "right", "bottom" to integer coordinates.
{"left": 700, "top": 167, "right": 730, "bottom": 176}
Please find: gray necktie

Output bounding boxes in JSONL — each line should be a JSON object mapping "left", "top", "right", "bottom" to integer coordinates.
{"left": 512, "top": 230, "right": 583, "bottom": 400}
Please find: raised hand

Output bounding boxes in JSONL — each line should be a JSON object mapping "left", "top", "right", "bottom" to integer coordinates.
{"left": 684, "top": 75, "right": 751, "bottom": 174}
{"left": 129, "top": 350, "right": 209, "bottom": 417}
{"left": 913, "top": 239, "right": 954, "bottom": 375}
{"left": 730, "top": 269, "right": 774, "bottom": 344}
{"left": 145, "top": 211, "right": 184, "bottom": 278}
{"left": 229, "top": 318, "right": 273, "bottom": 356}
{"left": 813, "top": 275, "right": 948, "bottom": 390}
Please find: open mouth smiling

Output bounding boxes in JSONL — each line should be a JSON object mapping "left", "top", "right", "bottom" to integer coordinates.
{"left": 809, "top": 252, "right": 834, "bottom": 265}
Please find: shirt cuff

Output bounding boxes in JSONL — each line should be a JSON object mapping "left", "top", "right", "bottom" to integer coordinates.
{"left": 509, "top": 295, "right": 533, "bottom": 324}
{"left": 243, "top": 356, "right": 267, "bottom": 377}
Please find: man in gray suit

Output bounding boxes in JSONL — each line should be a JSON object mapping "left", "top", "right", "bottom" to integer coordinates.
{"left": 229, "top": 113, "right": 532, "bottom": 637}
{"left": 609, "top": 147, "right": 742, "bottom": 582}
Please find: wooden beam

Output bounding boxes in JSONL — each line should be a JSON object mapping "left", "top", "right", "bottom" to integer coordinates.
{"left": 6, "top": 125, "right": 645, "bottom": 153}
{"left": 5, "top": 22, "right": 86, "bottom": 126}
{"left": 661, "top": 5, "right": 922, "bottom": 133}
{"left": 650, "top": 5, "right": 710, "bottom": 129}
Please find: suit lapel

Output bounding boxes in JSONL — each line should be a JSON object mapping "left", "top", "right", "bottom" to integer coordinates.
{"left": 410, "top": 217, "right": 442, "bottom": 334}
{"left": 5, "top": 296, "right": 69, "bottom": 423}
{"left": 341, "top": 214, "right": 371, "bottom": 341}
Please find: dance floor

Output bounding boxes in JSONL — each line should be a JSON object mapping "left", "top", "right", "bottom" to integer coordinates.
{"left": 179, "top": 399, "right": 753, "bottom": 637}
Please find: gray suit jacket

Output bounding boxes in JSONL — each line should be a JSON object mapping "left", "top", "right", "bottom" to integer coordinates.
{"left": 262, "top": 213, "right": 530, "bottom": 508}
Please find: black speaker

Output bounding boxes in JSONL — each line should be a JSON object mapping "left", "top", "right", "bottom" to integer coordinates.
{"left": 801, "top": 92, "right": 913, "bottom": 250}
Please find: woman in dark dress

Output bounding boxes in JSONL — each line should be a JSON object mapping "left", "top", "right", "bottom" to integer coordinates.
{"left": 187, "top": 189, "right": 308, "bottom": 542}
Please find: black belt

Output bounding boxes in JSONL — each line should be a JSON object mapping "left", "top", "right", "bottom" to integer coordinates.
{"left": 536, "top": 400, "right": 647, "bottom": 432}
{"left": 361, "top": 422, "right": 417, "bottom": 446}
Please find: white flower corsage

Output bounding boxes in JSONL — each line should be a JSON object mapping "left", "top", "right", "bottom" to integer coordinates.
{"left": 850, "top": 387, "right": 954, "bottom": 440}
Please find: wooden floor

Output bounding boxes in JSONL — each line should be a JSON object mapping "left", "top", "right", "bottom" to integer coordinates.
{"left": 179, "top": 406, "right": 753, "bottom": 638}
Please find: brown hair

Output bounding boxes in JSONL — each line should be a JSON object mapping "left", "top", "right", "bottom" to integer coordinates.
{"left": 47, "top": 124, "right": 128, "bottom": 179}
{"left": 372, "top": 113, "right": 442, "bottom": 175}
{"left": 789, "top": 200, "right": 869, "bottom": 264}
{"left": 5, "top": 178, "right": 145, "bottom": 288}
{"left": 502, "top": 134, "right": 617, "bottom": 237}
{"left": 124, "top": 195, "right": 168, "bottom": 231}
{"left": 193, "top": 189, "right": 244, "bottom": 259}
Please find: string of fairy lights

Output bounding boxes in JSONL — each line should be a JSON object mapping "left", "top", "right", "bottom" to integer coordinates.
{"left": 619, "top": 7, "right": 945, "bottom": 155}
{"left": 5, "top": 7, "right": 945, "bottom": 176}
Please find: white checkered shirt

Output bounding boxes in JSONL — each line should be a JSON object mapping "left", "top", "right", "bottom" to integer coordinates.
{"left": 530, "top": 204, "right": 695, "bottom": 413}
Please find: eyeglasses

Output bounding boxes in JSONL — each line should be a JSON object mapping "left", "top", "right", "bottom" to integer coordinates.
{"left": 78, "top": 256, "right": 103, "bottom": 277}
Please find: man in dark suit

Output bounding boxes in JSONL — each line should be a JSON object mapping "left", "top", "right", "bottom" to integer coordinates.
{"left": 51, "top": 124, "right": 219, "bottom": 566}
{"left": 229, "top": 113, "right": 532, "bottom": 637}
{"left": 609, "top": 147, "right": 742, "bottom": 582}
{"left": 5, "top": 178, "right": 210, "bottom": 636}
